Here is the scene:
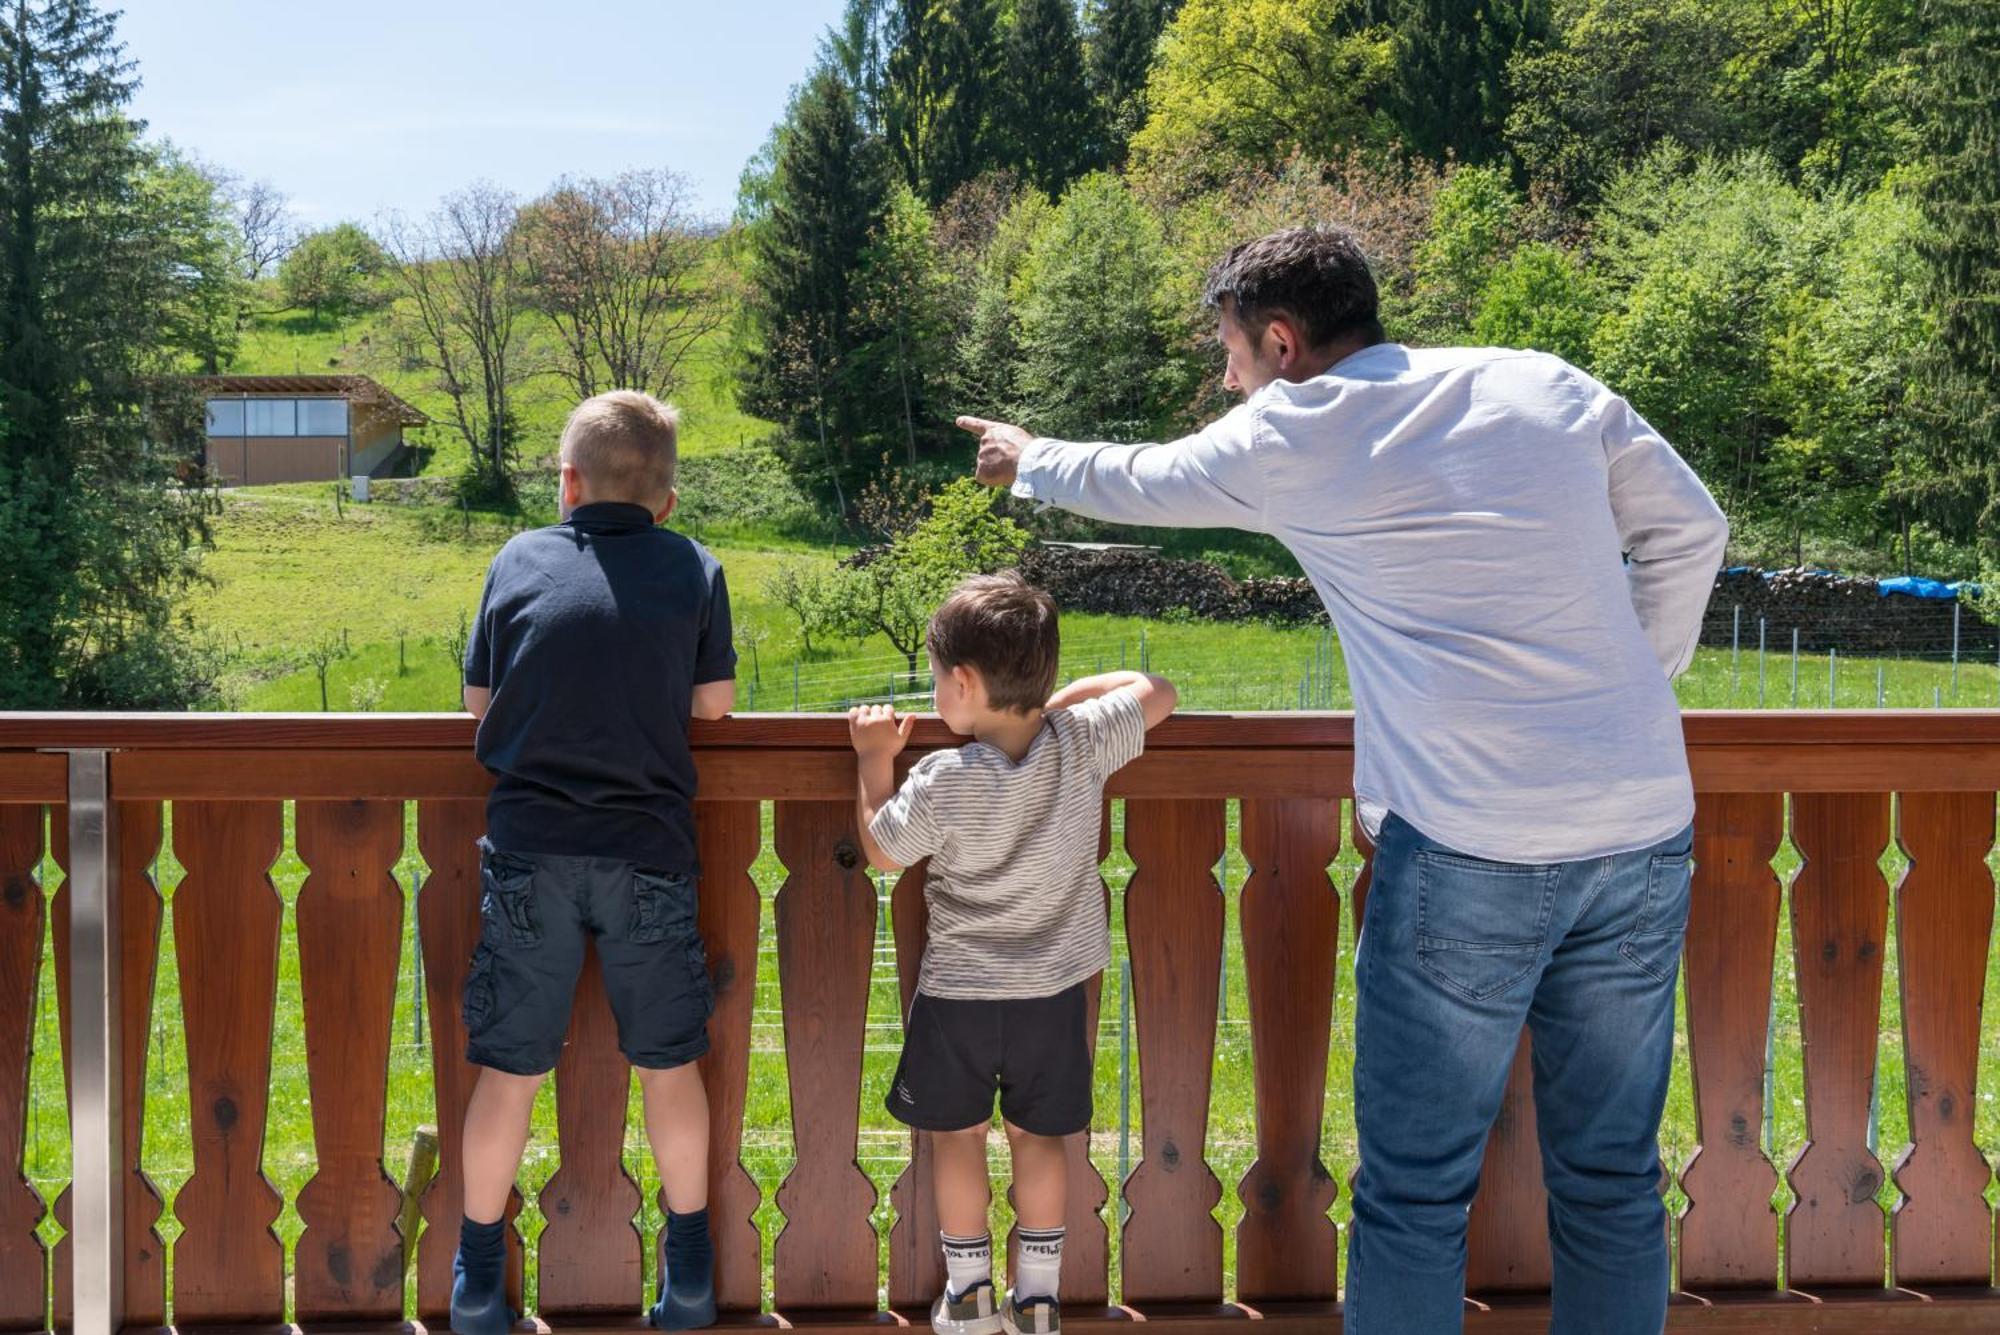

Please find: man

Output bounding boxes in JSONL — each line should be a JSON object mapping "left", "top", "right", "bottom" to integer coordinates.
{"left": 959, "top": 227, "right": 1727, "bottom": 1335}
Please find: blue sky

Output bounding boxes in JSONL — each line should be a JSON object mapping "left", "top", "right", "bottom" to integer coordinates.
{"left": 118, "top": 0, "right": 848, "bottom": 227}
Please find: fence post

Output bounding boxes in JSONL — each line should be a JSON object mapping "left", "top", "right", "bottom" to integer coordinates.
{"left": 1950, "top": 601, "right": 1961, "bottom": 697}
{"left": 792, "top": 662, "right": 800, "bottom": 712}
{"left": 1876, "top": 663, "right": 1885, "bottom": 710}
{"left": 412, "top": 869, "right": 426, "bottom": 1047}
{"left": 1828, "top": 647, "right": 1837, "bottom": 707}
{"left": 1758, "top": 618, "right": 1768, "bottom": 707}
{"left": 1118, "top": 956, "right": 1133, "bottom": 1223}
{"left": 66, "top": 750, "right": 124, "bottom": 1335}
{"left": 1731, "top": 605, "right": 1741, "bottom": 696}
{"left": 1790, "top": 628, "right": 1800, "bottom": 707}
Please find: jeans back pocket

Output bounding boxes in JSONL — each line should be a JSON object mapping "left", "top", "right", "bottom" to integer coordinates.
{"left": 1619, "top": 850, "right": 1693, "bottom": 983}
{"left": 1415, "top": 849, "right": 1558, "bottom": 1002}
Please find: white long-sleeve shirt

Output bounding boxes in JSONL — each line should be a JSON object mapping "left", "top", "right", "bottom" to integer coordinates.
{"left": 1012, "top": 343, "right": 1729, "bottom": 863}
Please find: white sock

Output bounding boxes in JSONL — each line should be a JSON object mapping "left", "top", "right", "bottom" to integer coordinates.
{"left": 941, "top": 1231, "right": 992, "bottom": 1299}
{"left": 1014, "top": 1226, "right": 1064, "bottom": 1301}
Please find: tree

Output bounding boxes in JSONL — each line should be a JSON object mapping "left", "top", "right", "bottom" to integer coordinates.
{"left": 1472, "top": 241, "right": 1601, "bottom": 367}
{"left": 997, "top": 0, "right": 1099, "bottom": 195}
{"left": 1011, "top": 173, "right": 1188, "bottom": 441}
{"left": 955, "top": 185, "right": 1053, "bottom": 417}
{"left": 852, "top": 183, "right": 955, "bottom": 464}
{"left": 763, "top": 560, "right": 842, "bottom": 657}
{"left": 831, "top": 477, "right": 1029, "bottom": 678}
{"left": 928, "top": 0, "right": 1000, "bottom": 202}
{"left": 232, "top": 176, "right": 296, "bottom": 279}
{"left": 0, "top": 0, "right": 218, "bottom": 707}
{"left": 382, "top": 184, "right": 532, "bottom": 480}
{"left": 1087, "top": 0, "right": 1180, "bottom": 161}
{"left": 519, "top": 168, "right": 729, "bottom": 402}
{"left": 1408, "top": 162, "right": 1519, "bottom": 341}
{"left": 280, "top": 221, "right": 386, "bottom": 325}
{"left": 1898, "top": 0, "right": 2000, "bottom": 553}
{"left": 740, "top": 64, "right": 891, "bottom": 510}
{"left": 144, "top": 145, "right": 246, "bottom": 373}
{"left": 1389, "top": 0, "right": 1549, "bottom": 166}
{"left": 1128, "top": 0, "right": 1395, "bottom": 192}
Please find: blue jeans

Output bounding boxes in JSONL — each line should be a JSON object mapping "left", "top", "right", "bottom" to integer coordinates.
{"left": 1344, "top": 812, "right": 1693, "bottom": 1335}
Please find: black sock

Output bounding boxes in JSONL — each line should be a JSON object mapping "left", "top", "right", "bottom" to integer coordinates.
{"left": 459, "top": 1216, "right": 505, "bottom": 1289}
{"left": 665, "top": 1207, "right": 713, "bottom": 1284}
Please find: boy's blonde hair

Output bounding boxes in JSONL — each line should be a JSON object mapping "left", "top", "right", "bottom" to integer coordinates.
{"left": 560, "top": 390, "right": 679, "bottom": 505}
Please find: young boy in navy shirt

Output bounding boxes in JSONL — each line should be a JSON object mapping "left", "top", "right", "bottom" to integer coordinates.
{"left": 454, "top": 390, "right": 735, "bottom": 1333}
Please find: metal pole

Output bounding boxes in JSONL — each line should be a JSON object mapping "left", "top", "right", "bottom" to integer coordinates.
{"left": 792, "top": 662, "right": 800, "bottom": 712}
{"left": 1876, "top": 663, "right": 1885, "bottom": 710}
{"left": 1828, "top": 648, "right": 1837, "bottom": 708}
{"left": 412, "top": 869, "right": 426, "bottom": 1047}
{"left": 1118, "top": 957, "right": 1133, "bottom": 1223}
{"left": 67, "top": 750, "right": 124, "bottom": 1335}
{"left": 1950, "top": 602, "right": 1961, "bottom": 697}
{"left": 1731, "top": 606, "right": 1741, "bottom": 696}
{"left": 1758, "top": 619, "right": 1767, "bottom": 707}
{"left": 1790, "top": 628, "right": 1800, "bottom": 706}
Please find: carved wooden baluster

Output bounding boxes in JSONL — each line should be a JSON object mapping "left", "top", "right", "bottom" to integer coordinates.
{"left": 294, "top": 799, "right": 407, "bottom": 1320}
{"left": 1785, "top": 792, "right": 1892, "bottom": 1290}
{"left": 169, "top": 799, "right": 286, "bottom": 1324}
{"left": 771, "top": 800, "right": 879, "bottom": 1313}
{"left": 0, "top": 804, "right": 45, "bottom": 1330}
{"left": 1119, "top": 797, "right": 1226, "bottom": 1309}
{"left": 887, "top": 858, "right": 943, "bottom": 1315}
{"left": 51, "top": 801, "right": 169, "bottom": 1327}
{"left": 537, "top": 940, "right": 643, "bottom": 1314}
{"left": 1235, "top": 797, "right": 1341, "bottom": 1306}
{"left": 1678, "top": 792, "right": 1785, "bottom": 1292}
{"left": 692, "top": 799, "right": 765, "bottom": 1314}
{"left": 1890, "top": 792, "right": 1997, "bottom": 1289}
{"left": 416, "top": 801, "right": 523, "bottom": 1319}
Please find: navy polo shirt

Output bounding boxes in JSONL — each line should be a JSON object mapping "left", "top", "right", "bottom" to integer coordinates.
{"left": 464, "top": 501, "right": 735, "bottom": 873}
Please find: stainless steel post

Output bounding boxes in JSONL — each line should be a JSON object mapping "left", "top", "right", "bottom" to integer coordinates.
{"left": 66, "top": 750, "right": 122, "bottom": 1335}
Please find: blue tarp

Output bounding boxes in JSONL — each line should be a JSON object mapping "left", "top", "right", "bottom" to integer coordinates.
{"left": 1878, "top": 575, "right": 1960, "bottom": 600}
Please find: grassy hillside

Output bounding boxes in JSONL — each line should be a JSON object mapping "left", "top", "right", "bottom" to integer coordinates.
{"left": 227, "top": 292, "right": 771, "bottom": 475}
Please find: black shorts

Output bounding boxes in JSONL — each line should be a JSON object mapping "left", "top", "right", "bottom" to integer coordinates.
{"left": 885, "top": 983, "right": 1093, "bottom": 1137}
{"left": 463, "top": 839, "right": 714, "bottom": 1075}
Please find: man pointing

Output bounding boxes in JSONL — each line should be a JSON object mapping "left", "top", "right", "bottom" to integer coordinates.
{"left": 960, "top": 227, "right": 1727, "bottom": 1335}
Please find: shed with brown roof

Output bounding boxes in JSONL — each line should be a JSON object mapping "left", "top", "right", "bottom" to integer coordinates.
{"left": 187, "top": 375, "right": 429, "bottom": 485}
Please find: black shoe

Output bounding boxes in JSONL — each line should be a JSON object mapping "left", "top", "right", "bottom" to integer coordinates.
{"left": 650, "top": 1247, "right": 718, "bottom": 1330}
{"left": 450, "top": 1246, "right": 517, "bottom": 1335}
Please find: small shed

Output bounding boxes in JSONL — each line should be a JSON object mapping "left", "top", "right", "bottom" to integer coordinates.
{"left": 188, "top": 375, "right": 429, "bottom": 486}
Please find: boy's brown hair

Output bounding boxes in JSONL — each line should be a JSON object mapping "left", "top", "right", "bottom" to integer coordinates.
{"left": 927, "top": 571, "right": 1060, "bottom": 713}
{"left": 560, "top": 390, "right": 679, "bottom": 504}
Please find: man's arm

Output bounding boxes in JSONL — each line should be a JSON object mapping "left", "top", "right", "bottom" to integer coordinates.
{"left": 1599, "top": 391, "right": 1729, "bottom": 679}
{"left": 959, "top": 406, "right": 1268, "bottom": 531}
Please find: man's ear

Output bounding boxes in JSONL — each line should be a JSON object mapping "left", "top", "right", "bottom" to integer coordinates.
{"left": 1266, "top": 314, "right": 1301, "bottom": 371}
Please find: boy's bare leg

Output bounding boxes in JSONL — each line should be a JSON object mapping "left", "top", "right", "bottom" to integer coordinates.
{"left": 1005, "top": 1120, "right": 1068, "bottom": 1302}
{"left": 461, "top": 1067, "right": 545, "bottom": 1222}
{"left": 933, "top": 1123, "right": 996, "bottom": 1305}
{"left": 638, "top": 1061, "right": 710, "bottom": 1211}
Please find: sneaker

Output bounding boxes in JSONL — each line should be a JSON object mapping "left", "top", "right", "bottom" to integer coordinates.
{"left": 649, "top": 1247, "right": 718, "bottom": 1330}
{"left": 449, "top": 1247, "right": 516, "bottom": 1335}
{"left": 1001, "top": 1292, "right": 1059, "bottom": 1335}
{"left": 932, "top": 1278, "right": 1003, "bottom": 1335}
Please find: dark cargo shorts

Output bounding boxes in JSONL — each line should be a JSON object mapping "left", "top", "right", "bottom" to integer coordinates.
{"left": 463, "top": 839, "right": 714, "bottom": 1075}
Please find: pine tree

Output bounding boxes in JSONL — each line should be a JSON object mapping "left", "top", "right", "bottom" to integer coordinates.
{"left": 928, "top": 0, "right": 999, "bottom": 202}
{"left": 1389, "top": 0, "right": 1548, "bottom": 166}
{"left": 883, "top": 0, "right": 939, "bottom": 195}
{"left": 0, "top": 0, "right": 215, "bottom": 706}
{"left": 1086, "top": 0, "right": 1177, "bottom": 161}
{"left": 740, "top": 65, "right": 891, "bottom": 510}
{"left": 1900, "top": 0, "right": 2000, "bottom": 549}
{"left": 998, "top": 0, "right": 1099, "bottom": 195}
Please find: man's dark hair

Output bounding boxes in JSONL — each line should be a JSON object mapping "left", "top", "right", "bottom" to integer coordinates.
{"left": 927, "top": 572, "right": 1060, "bottom": 714}
{"left": 1202, "top": 227, "right": 1385, "bottom": 350}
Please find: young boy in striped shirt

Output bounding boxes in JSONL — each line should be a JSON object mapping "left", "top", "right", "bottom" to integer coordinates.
{"left": 848, "top": 572, "right": 1176, "bottom": 1335}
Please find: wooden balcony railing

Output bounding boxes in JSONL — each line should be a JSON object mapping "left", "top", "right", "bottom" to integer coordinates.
{"left": 2, "top": 712, "right": 1998, "bottom": 1334}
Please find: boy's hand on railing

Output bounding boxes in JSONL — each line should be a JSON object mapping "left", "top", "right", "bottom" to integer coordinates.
{"left": 848, "top": 703, "right": 915, "bottom": 759}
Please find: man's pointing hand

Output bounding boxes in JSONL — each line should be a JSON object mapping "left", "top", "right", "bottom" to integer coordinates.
{"left": 956, "top": 415, "right": 1033, "bottom": 489}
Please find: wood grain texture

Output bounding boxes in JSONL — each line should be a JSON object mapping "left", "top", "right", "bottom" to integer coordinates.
{"left": 537, "top": 942, "right": 644, "bottom": 1315}
{"left": 1889, "top": 792, "right": 1997, "bottom": 1288}
{"left": 1234, "top": 798, "right": 1340, "bottom": 1304}
{"left": 51, "top": 800, "right": 169, "bottom": 1328}
{"left": 886, "top": 859, "right": 941, "bottom": 1314}
{"left": 415, "top": 800, "right": 523, "bottom": 1319}
{"left": 693, "top": 800, "right": 766, "bottom": 1315}
{"left": 0, "top": 803, "right": 46, "bottom": 1332}
{"left": 1119, "top": 798, "right": 1226, "bottom": 1306}
{"left": 772, "top": 801, "right": 880, "bottom": 1313}
{"left": 293, "top": 799, "right": 407, "bottom": 1320}
{"left": 1678, "top": 793, "right": 1786, "bottom": 1292}
{"left": 169, "top": 800, "right": 286, "bottom": 1324}
{"left": 1784, "top": 793, "right": 1892, "bottom": 1289}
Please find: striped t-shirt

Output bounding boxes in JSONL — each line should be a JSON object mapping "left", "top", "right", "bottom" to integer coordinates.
{"left": 870, "top": 690, "right": 1148, "bottom": 1000}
